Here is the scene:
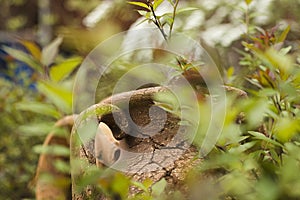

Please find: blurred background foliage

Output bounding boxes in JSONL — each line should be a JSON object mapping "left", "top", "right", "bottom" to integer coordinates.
{"left": 0, "top": 0, "right": 300, "bottom": 199}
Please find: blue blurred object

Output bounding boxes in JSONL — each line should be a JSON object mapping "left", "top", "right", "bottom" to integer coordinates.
{"left": 0, "top": 39, "right": 38, "bottom": 90}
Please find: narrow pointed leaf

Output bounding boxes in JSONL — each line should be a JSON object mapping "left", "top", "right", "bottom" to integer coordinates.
{"left": 277, "top": 25, "right": 290, "bottom": 43}
{"left": 153, "top": 0, "right": 164, "bottom": 10}
{"left": 37, "top": 81, "right": 72, "bottom": 113}
{"left": 19, "top": 39, "right": 41, "bottom": 61}
{"left": 50, "top": 57, "right": 82, "bottom": 82}
{"left": 176, "top": 7, "right": 198, "bottom": 14}
{"left": 248, "top": 131, "right": 284, "bottom": 148}
{"left": 2, "top": 46, "right": 42, "bottom": 72}
{"left": 128, "top": 1, "right": 150, "bottom": 10}
{"left": 42, "top": 37, "right": 63, "bottom": 66}
{"left": 15, "top": 101, "right": 61, "bottom": 118}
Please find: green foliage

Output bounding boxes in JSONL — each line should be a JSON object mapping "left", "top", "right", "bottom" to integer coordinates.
{"left": 2, "top": 0, "right": 300, "bottom": 199}
{"left": 192, "top": 15, "right": 300, "bottom": 200}
{"left": 128, "top": 0, "right": 196, "bottom": 40}
{"left": 0, "top": 36, "right": 81, "bottom": 198}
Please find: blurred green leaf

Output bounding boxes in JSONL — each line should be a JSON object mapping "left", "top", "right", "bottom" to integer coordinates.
{"left": 42, "top": 37, "right": 63, "bottom": 66}
{"left": 131, "top": 181, "right": 149, "bottom": 193}
{"left": 112, "top": 173, "right": 130, "bottom": 199}
{"left": 18, "top": 122, "right": 55, "bottom": 136}
{"left": 277, "top": 25, "right": 290, "bottom": 43}
{"left": 79, "top": 103, "right": 118, "bottom": 122}
{"left": 245, "top": 0, "right": 253, "bottom": 5}
{"left": 3, "top": 46, "right": 42, "bottom": 72}
{"left": 54, "top": 159, "right": 70, "bottom": 174}
{"left": 153, "top": 0, "right": 164, "bottom": 10}
{"left": 15, "top": 101, "right": 61, "bottom": 118}
{"left": 248, "top": 131, "right": 284, "bottom": 147}
{"left": 152, "top": 178, "right": 167, "bottom": 197}
{"left": 37, "top": 81, "right": 72, "bottom": 114}
{"left": 279, "top": 46, "right": 292, "bottom": 55}
{"left": 33, "top": 144, "right": 69, "bottom": 156}
{"left": 50, "top": 57, "right": 82, "bottom": 82}
{"left": 274, "top": 117, "right": 299, "bottom": 142}
{"left": 176, "top": 7, "right": 198, "bottom": 14}
{"left": 257, "top": 48, "right": 294, "bottom": 80}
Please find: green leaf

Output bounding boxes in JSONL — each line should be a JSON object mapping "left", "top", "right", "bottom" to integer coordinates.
{"left": 227, "top": 66, "right": 235, "bottom": 78}
{"left": 37, "top": 81, "right": 72, "bottom": 113}
{"left": 257, "top": 88, "right": 278, "bottom": 97}
{"left": 2, "top": 46, "right": 42, "bottom": 72}
{"left": 167, "top": 0, "right": 175, "bottom": 6}
{"left": 18, "top": 122, "right": 56, "bottom": 136}
{"left": 153, "top": 0, "right": 164, "bottom": 10}
{"left": 33, "top": 144, "right": 70, "bottom": 156}
{"left": 245, "top": 0, "right": 253, "bottom": 5}
{"left": 176, "top": 7, "right": 198, "bottom": 14}
{"left": 15, "top": 101, "right": 61, "bottom": 118}
{"left": 263, "top": 48, "right": 294, "bottom": 80}
{"left": 277, "top": 25, "right": 290, "bottom": 43}
{"left": 54, "top": 159, "right": 70, "bottom": 173}
{"left": 248, "top": 131, "right": 284, "bottom": 148}
{"left": 50, "top": 57, "right": 82, "bottom": 82}
{"left": 229, "top": 141, "right": 257, "bottom": 154}
{"left": 131, "top": 181, "right": 149, "bottom": 193}
{"left": 274, "top": 117, "right": 300, "bottom": 142}
{"left": 79, "top": 103, "right": 118, "bottom": 122}
{"left": 42, "top": 37, "right": 63, "bottom": 66}
{"left": 161, "top": 14, "right": 174, "bottom": 26}
{"left": 151, "top": 178, "right": 167, "bottom": 197}
{"left": 128, "top": 1, "right": 150, "bottom": 10}
{"left": 111, "top": 173, "right": 130, "bottom": 199}
{"left": 279, "top": 46, "right": 292, "bottom": 55}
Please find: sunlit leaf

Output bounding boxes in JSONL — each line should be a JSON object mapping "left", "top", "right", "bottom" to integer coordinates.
{"left": 137, "top": 10, "right": 149, "bottom": 16}
{"left": 227, "top": 66, "right": 235, "bottom": 79}
{"left": 277, "top": 25, "right": 290, "bottom": 43}
{"left": 245, "top": 0, "right": 253, "bottom": 5}
{"left": 128, "top": 1, "right": 150, "bottom": 10}
{"left": 263, "top": 48, "right": 294, "bottom": 80}
{"left": 50, "top": 57, "right": 82, "bottom": 82}
{"left": 131, "top": 181, "right": 149, "bottom": 193}
{"left": 42, "top": 37, "right": 63, "bottom": 66}
{"left": 274, "top": 117, "right": 299, "bottom": 142}
{"left": 15, "top": 101, "right": 61, "bottom": 118}
{"left": 79, "top": 103, "right": 118, "bottom": 123}
{"left": 112, "top": 173, "right": 130, "bottom": 199}
{"left": 153, "top": 0, "right": 164, "bottom": 10}
{"left": 19, "top": 39, "right": 41, "bottom": 61}
{"left": 229, "top": 141, "right": 257, "bottom": 154}
{"left": 37, "top": 81, "right": 72, "bottom": 113}
{"left": 279, "top": 46, "right": 292, "bottom": 55}
{"left": 248, "top": 131, "right": 284, "bottom": 147}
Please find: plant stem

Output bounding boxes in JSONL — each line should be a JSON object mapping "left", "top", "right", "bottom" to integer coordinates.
{"left": 169, "top": 0, "right": 179, "bottom": 40}
{"left": 149, "top": 3, "right": 168, "bottom": 41}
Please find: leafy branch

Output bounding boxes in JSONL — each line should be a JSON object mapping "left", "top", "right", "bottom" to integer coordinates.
{"left": 128, "top": 0, "right": 186, "bottom": 41}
